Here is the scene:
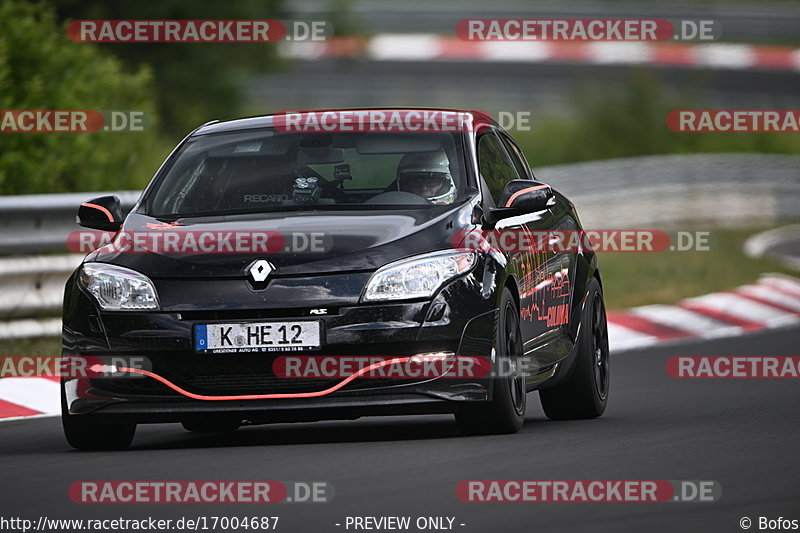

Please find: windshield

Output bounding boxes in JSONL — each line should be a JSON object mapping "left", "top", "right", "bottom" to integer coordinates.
{"left": 144, "top": 129, "right": 468, "bottom": 218}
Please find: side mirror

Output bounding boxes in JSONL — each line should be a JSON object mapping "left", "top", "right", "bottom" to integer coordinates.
{"left": 486, "top": 180, "right": 554, "bottom": 224}
{"left": 77, "top": 195, "right": 123, "bottom": 231}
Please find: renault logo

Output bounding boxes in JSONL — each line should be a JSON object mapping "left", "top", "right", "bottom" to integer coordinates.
{"left": 246, "top": 259, "right": 274, "bottom": 288}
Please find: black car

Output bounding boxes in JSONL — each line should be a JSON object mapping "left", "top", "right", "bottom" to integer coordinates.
{"left": 62, "top": 109, "right": 609, "bottom": 449}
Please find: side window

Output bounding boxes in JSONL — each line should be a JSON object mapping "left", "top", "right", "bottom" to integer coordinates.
{"left": 499, "top": 134, "right": 533, "bottom": 180}
{"left": 477, "top": 132, "right": 519, "bottom": 205}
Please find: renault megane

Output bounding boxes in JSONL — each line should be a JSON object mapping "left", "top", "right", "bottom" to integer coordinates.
{"left": 62, "top": 109, "right": 610, "bottom": 449}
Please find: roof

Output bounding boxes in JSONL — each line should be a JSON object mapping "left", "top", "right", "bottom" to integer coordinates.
{"left": 192, "top": 107, "right": 497, "bottom": 135}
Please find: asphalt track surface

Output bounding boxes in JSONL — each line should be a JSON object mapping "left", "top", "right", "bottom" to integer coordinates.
{"left": 1, "top": 326, "right": 799, "bottom": 533}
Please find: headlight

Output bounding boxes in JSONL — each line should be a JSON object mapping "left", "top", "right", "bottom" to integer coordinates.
{"left": 79, "top": 263, "right": 159, "bottom": 310}
{"left": 361, "top": 250, "right": 476, "bottom": 302}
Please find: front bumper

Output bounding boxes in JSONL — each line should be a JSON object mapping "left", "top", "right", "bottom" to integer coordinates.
{"left": 62, "top": 266, "right": 499, "bottom": 421}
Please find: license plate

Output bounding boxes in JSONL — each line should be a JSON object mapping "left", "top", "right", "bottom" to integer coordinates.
{"left": 195, "top": 321, "right": 321, "bottom": 353}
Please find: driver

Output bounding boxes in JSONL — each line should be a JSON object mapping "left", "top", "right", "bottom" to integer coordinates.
{"left": 396, "top": 151, "right": 457, "bottom": 205}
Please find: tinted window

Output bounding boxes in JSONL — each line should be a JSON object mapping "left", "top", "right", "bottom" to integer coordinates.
{"left": 499, "top": 134, "right": 532, "bottom": 180}
{"left": 145, "top": 130, "right": 466, "bottom": 217}
{"left": 477, "top": 132, "right": 519, "bottom": 204}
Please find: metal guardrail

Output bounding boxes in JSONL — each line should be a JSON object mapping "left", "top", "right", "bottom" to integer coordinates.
{"left": 537, "top": 153, "right": 800, "bottom": 228}
{"left": 0, "top": 191, "right": 139, "bottom": 254}
{"left": 0, "top": 254, "right": 83, "bottom": 340}
{"left": 0, "top": 255, "right": 82, "bottom": 340}
{"left": 0, "top": 318, "right": 62, "bottom": 341}
{"left": 0, "top": 191, "right": 138, "bottom": 340}
{"left": 0, "top": 255, "right": 83, "bottom": 318}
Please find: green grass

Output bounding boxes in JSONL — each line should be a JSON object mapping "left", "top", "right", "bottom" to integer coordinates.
{"left": 0, "top": 337, "right": 61, "bottom": 357}
{"left": 598, "top": 226, "right": 799, "bottom": 309}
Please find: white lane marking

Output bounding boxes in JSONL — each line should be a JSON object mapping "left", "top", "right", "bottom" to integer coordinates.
{"left": 588, "top": 42, "right": 652, "bottom": 64}
{"left": 0, "top": 377, "right": 60, "bottom": 414}
{"left": 760, "top": 274, "right": 800, "bottom": 295}
{"left": 0, "top": 413, "right": 58, "bottom": 423}
{"left": 683, "top": 292, "right": 800, "bottom": 328}
{"left": 367, "top": 34, "right": 441, "bottom": 60}
{"left": 278, "top": 41, "right": 326, "bottom": 60}
{"left": 630, "top": 305, "right": 742, "bottom": 338}
{"left": 606, "top": 322, "right": 659, "bottom": 352}
{"left": 737, "top": 284, "right": 800, "bottom": 312}
{"left": 481, "top": 41, "right": 552, "bottom": 62}
{"left": 743, "top": 224, "right": 800, "bottom": 259}
{"left": 694, "top": 43, "right": 755, "bottom": 69}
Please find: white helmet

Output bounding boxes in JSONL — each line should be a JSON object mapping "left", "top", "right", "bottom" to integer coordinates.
{"left": 397, "top": 151, "right": 457, "bottom": 205}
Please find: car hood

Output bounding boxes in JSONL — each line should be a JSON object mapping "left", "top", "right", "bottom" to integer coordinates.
{"left": 88, "top": 203, "right": 476, "bottom": 278}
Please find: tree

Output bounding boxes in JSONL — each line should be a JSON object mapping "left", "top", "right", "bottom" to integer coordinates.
{"left": 0, "top": 0, "right": 164, "bottom": 194}
{"left": 52, "top": 0, "right": 284, "bottom": 135}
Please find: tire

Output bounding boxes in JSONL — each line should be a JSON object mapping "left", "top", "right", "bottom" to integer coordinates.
{"left": 61, "top": 387, "right": 136, "bottom": 450}
{"left": 62, "top": 413, "right": 136, "bottom": 450}
{"left": 455, "top": 287, "right": 526, "bottom": 435}
{"left": 181, "top": 418, "right": 240, "bottom": 433}
{"left": 540, "top": 277, "right": 609, "bottom": 420}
